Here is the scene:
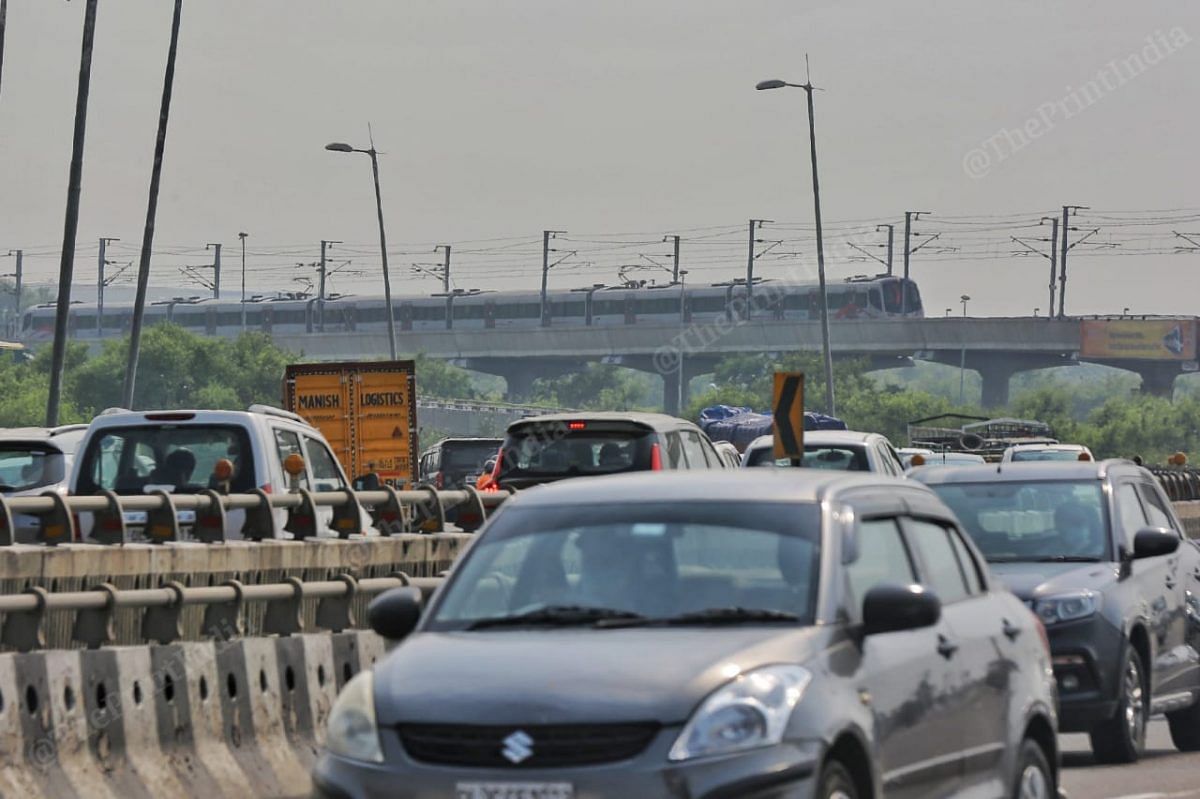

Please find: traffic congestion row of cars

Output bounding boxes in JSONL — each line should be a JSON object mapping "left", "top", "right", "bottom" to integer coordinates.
{"left": 315, "top": 410, "right": 1200, "bottom": 799}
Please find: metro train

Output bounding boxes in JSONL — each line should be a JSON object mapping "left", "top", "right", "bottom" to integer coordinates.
{"left": 17, "top": 274, "right": 923, "bottom": 342}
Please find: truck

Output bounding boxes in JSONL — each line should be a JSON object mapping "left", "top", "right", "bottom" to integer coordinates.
{"left": 283, "top": 360, "right": 418, "bottom": 488}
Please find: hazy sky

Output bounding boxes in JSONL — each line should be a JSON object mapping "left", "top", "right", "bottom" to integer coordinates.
{"left": 1, "top": 0, "right": 1198, "bottom": 317}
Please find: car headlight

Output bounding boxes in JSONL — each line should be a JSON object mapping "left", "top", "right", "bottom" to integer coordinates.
{"left": 1035, "top": 591, "right": 1100, "bottom": 625}
{"left": 325, "top": 671, "right": 384, "bottom": 763}
{"left": 668, "top": 665, "right": 811, "bottom": 762}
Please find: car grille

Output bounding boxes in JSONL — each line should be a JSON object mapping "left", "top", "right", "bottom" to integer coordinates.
{"left": 396, "top": 722, "right": 660, "bottom": 768}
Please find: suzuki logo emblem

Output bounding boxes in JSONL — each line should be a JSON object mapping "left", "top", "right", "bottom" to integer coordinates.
{"left": 501, "top": 730, "right": 534, "bottom": 764}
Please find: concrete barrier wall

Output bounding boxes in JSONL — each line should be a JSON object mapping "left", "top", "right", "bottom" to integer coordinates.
{"left": 0, "top": 631, "right": 383, "bottom": 799}
{"left": 1176, "top": 501, "right": 1200, "bottom": 539}
{"left": 0, "top": 535, "right": 470, "bottom": 651}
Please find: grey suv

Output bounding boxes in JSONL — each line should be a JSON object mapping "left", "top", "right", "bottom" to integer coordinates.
{"left": 315, "top": 471, "right": 1058, "bottom": 799}
{"left": 914, "top": 459, "right": 1200, "bottom": 763}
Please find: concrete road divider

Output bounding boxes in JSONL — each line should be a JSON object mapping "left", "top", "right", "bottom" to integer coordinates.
{"left": 0, "top": 631, "right": 382, "bottom": 798}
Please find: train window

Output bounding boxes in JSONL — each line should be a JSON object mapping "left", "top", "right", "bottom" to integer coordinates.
{"left": 593, "top": 299, "right": 624, "bottom": 316}
{"left": 783, "top": 292, "right": 809, "bottom": 310}
{"left": 218, "top": 311, "right": 241, "bottom": 326}
{"left": 74, "top": 312, "right": 96, "bottom": 329}
{"left": 904, "top": 282, "right": 922, "bottom": 313}
{"left": 882, "top": 281, "right": 904, "bottom": 313}
{"left": 453, "top": 304, "right": 485, "bottom": 320}
{"left": 359, "top": 306, "right": 386, "bottom": 323}
{"left": 243, "top": 310, "right": 262, "bottom": 326}
{"left": 549, "top": 300, "right": 585, "bottom": 317}
{"left": 689, "top": 295, "right": 726, "bottom": 313}
{"left": 276, "top": 309, "right": 307, "bottom": 324}
{"left": 868, "top": 288, "right": 883, "bottom": 311}
{"left": 413, "top": 305, "right": 446, "bottom": 322}
{"left": 636, "top": 297, "right": 677, "bottom": 315}
{"left": 21, "top": 314, "right": 31, "bottom": 330}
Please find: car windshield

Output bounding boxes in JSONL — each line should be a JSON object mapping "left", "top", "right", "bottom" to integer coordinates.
{"left": 929, "top": 479, "right": 1110, "bottom": 561}
{"left": 443, "top": 442, "right": 500, "bottom": 470}
{"left": 746, "top": 444, "right": 869, "bottom": 470}
{"left": 0, "top": 446, "right": 66, "bottom": 492}
{"left": 426, "top": 502, "right": 821, "bottom": 630}
{"left": 1011, "top": 449, "right": 1084, "bottom": 462}
{"left": 75, "top": 425, "right": 257, "bottom": 495}
{"left": 499, "top": 427, "right": 653, "bottom": 479}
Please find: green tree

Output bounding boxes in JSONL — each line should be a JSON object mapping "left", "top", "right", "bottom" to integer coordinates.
{"left": 531, "top": 365, "right": 648, "bottom": 410}
{"left": 411, "top": 353, "right": 476, "bottom": 399}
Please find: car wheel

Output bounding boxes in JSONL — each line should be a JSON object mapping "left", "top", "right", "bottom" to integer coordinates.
{"left": 1166, "top": 695, "right": 1200, "bottom": 751}
{"left": 1089, "top": 645, "right": 1147, "bottom": 764}
{"left": 1012, "top": 738, "right": 1053, "bottom": 799}
{"left": 818, "top": 759, "right": 858, "bottom": 799}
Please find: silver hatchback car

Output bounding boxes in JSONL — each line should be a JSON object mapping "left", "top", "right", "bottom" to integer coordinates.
{"left": 314, "top": 471, "right": 1059, "bottom": 799}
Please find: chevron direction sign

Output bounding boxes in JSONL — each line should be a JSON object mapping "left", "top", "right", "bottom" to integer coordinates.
{"left": 773, "top": 372, "right": 805, "bottom": 462}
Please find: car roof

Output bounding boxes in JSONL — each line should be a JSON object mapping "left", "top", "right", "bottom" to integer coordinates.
{"left": 0, "top": 424, "right": 88, "bottom": 442}
{"left": 1007, "top": 443, "right": 1088, "bottom": 451}
{"left": 746, "top": 430, "right": 882, "bottom": 450}
{"left": 86, "top": 406, "right": 312, "bottom": 430}
{"left": 501, "top": 468, "right": 930, "bottom": 509}
{"left": 910, "top": 458, "right": 1136, "bottom": 485}
{"left": 508, "top": 411, "right": 694, "bottom": 432}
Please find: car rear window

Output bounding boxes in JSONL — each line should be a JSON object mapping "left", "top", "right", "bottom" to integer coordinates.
{"left": 1011, "top": 449, "right": 1083, "bottom": 462}
{"left": 499, "top": 425, "right": 654, "bottom": 479}
{"left": 443, "top": 442, "right": 501, "bottom": 470}
{"left": 76, "top": 425, "right": 257, "bottom": 495}
{"left": 0, "top": 445, "right": 66, "bottom": 492}
{"left": 745, "top": 444, "right": 869, "bottom": 470}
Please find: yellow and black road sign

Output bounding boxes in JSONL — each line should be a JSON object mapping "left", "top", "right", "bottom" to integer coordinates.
{"left": 773, "top": 372, "right": 805, "bottom": 462}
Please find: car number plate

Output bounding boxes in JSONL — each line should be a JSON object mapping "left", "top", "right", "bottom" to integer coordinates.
{"left": 455, "top": 783, "right": 573, "bottom": 799}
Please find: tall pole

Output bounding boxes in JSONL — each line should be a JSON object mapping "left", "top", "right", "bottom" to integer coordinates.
{"left": 902, "top": 212, "right": 912, "bottom": 296}
{"left": 238, "top": 232, "right": 247, "bottom": 329}
{"left": 46, "top": 0, "right": 99, "bottom": 427}
{"left": 0, "top": 0, "right": 8, "bottom": 106}
{"left": 802, "top": 85, "right": 836, "bottom": 417}
{"left": 540, "top": 230, "right": 564, "bottom": 326}
{"left": 206, "top": 242, "right": 220, "bottom": 298}
{"left": 10, "top": 249, "right": 20, "bottom": 316}
{"left": 745, "top": 219, "right": 767, "bottom": 307}
{"left": 1057, "top": 205, "right": 1087, "bottom": 318}
{"left": 436, "top": 244, "right": 451, "bottom": 294}
{"left": 876, "top": 223, "right": 894, "bottom": 275}
{"left": 959, "top": 295, "right": 970, "bottom": 405}
{"left": 1045, "top": 217, "right": 1058, "bottom": 316}
{"left": 367, "top": 149, "right": 397, "bottom": 360}
{"left": 97, "top": 236, "right": 118, "bottom": 336}
{"left": 666, "top": 235, "right": 681, "bottom": 282}
{"left": 121, "top": 0, "right": 183, "bottom": 411}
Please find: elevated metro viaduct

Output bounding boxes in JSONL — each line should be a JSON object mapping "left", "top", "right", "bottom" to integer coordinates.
{"left": 275, "top": 316, "right": 1194, "bottom": 415}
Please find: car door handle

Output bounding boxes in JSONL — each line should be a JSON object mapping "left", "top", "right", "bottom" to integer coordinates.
{"left": 1002, "top": 618, "right": 1022, "bottom": 641}
{"left": 937, "top": 635, "right": 959, "bottom": 659}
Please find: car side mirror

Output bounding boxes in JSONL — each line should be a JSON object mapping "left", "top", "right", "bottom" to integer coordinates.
{"left": 1132, "top": 527, "right": 1180, "bottom": 560}
{"left": 367, "top": 587, "right": 423, "bottom": 640}
{"left": 862, "top": 584, "right": 941, "bottom": 636}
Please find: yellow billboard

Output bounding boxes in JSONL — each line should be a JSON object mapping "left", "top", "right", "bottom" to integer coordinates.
{"left": 1080, "top": 319, "right": 1197, "bottom": 361}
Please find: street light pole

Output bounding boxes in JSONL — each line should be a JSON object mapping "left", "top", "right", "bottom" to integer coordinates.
{"left": 326, "top": 140, "right": 397, "bottom": 359}
{"left": 959, "top": 294, "right": 970, "bottom": 405}
{"left": 238, "top": 232, "right": 248, "bottom": 329}
{"left": 756, "top": 75, "right": 836, "bottom": 417}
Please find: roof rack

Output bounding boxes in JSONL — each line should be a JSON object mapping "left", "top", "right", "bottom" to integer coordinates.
{"left": 247, "top": 404, "right": 310, "bottom": 426}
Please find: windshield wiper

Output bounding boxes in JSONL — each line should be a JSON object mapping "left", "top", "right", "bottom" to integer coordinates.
{"left": 467, "top": 605, "right": 646, "bottom": 630}
{"left": 599, "top": 607, "right": 802, "bottom": 628}
{"left": 1027, "top": 555, "right": 1104, "bottom": 563}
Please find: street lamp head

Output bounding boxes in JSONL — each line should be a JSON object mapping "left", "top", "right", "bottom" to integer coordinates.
{"left": 325, "top": 142, "right": 355, "bottom": 153}
{"left": 756, "top": 79, "right": 787, "bottom": 90}
{"left": 960, "top": 295, "right": 971, "bottom": 302}
{"left": 238, "top": 232, "right": 247, "bottom": 239}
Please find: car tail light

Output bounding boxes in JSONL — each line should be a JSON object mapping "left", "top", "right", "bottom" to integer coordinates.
{"left": 144, "top": 412, "right": 196, "bottom": 421}
{"left": 650, "top": 443, "right": 663, "bottom": 471}
{"left": 568, "top": 421, "right": 586, "bottom": 430}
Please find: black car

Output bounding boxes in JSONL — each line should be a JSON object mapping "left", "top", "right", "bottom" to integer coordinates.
{"left": 314, "top": 471, "right": 1058, "bottom": 799}
{"left": 914, "top": 459, "right": 1200, "bottom": 763}
{"left": 418, "top": 437, "right": 503, "bottom": 490}
{"left": 487, "top": 412, "right": 725, "bottom": 491}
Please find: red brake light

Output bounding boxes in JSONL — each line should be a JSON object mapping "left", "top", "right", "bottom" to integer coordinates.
{"left": 144, "top": 412, "right": 196, "bottom": 421}
{"left": 650, "top": 442, "right": 663, "bottom": 471}
{"left": 568, "top": 421, "right": 586, "bottom": 431}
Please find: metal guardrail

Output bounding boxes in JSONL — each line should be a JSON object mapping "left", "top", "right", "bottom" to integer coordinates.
{"left": 1151, "top": 467, "right": 1200, "bottom": 502}
{"left": 0, "top": 485, "right": 509, "bottom": 546}
{"left": 0, "top": 571, "right": 440, "bottom": 652}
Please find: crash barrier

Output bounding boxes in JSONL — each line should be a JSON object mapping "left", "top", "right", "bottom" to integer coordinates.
{"left": 1152, "top": 467, "right": 1200, "bottom": 502}
{"left": 0, "top": 486, "right": 507, "bottom": 547}
{"left": 0, "top": 629, "right": 383, "bottom": 798}
{"left": 0, "top": 540, "right": 467, "bottom": 651}
{"left": 0, "top": 572, "right": 436, "bottom": 653}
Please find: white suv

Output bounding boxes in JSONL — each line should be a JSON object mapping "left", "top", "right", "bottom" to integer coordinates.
{"left": 69, "top": 405, "right": 373, "bottom": 541}
{"left": 0, "top": 424, "right": 88, "bottom": 543}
